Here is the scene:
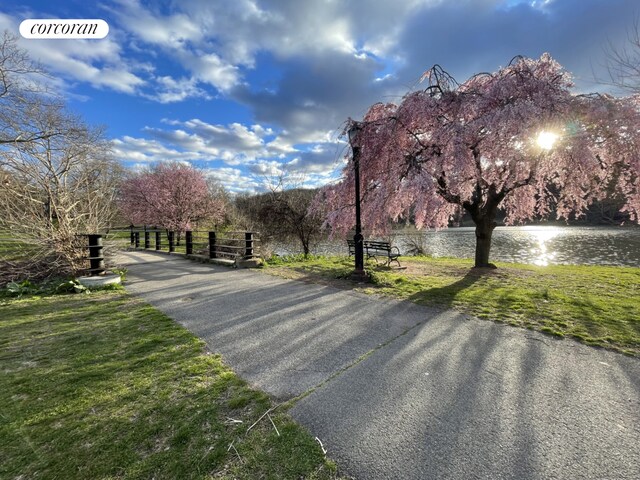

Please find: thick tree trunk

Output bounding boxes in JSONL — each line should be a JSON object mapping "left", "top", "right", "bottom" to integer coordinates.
{"left": 473, "top": 216, "right": 497, "bottom": 268}
{"left": 459, "top": 181, "right": 504, "bottom": 269}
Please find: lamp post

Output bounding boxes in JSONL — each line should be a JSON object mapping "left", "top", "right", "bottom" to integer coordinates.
{"left": 348, "top": 122, "right": 366, "bottom": 279}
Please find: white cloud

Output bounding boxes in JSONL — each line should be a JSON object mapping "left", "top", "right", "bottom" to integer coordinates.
{"left": 0, "top": 12, "right": 146, "bottom": 94}
{"left": 176, "top": 51, "right": 240, "bottom": 92}
{"left": 203, "top": 166, "right": 261, "bottom": 194}
{"left": 108, "top": 0, "right": 241, "bottom": 92}
{"left": 265, "top": 136, "right": 296, "bottom": 155}
{"left": 112, "top": 136, "right": 198, "bottom": 163}
{"left": 247, "top": 160, "right": 285, "bottom": 176}
{"left": 112, "top": 116, "right": 344, "bottom": 193}
{"left": 116, "top": 118, "right": 286, "bottom": 167}
{"left": 144, "top": 76, "right": 211, "bottom": 103}
{"left": 178, "top": 119, "right": 267, "bottom": 151}
{"left": 176, "top": 0, "right": 358, "bottom": 60}
{"left": 146, "top": 118, "right": 303, "bottom": 165}
{"left": 108, "top": 0, "right": 204, "bottom": 47}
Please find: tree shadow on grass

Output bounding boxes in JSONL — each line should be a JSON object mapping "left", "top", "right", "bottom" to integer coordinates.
{"left": 403, "top": 267, "right": 494, "bottom": 309}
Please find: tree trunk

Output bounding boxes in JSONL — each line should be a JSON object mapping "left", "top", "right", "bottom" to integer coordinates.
{"left": 473, "top": 216, "right": 497, "bottom": 268}
{"left": 458, "top": 182, "right": 504, "bottom": 269}
{"left": 301, "top": 234, "right": 310, "bottom": 258}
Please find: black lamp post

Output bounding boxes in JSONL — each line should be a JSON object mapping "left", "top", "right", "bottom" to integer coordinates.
{"left": 348, "top": 122, "right": 366, "bottom": 279}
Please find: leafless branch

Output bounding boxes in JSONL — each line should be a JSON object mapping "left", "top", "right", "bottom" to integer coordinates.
{"left": 0, "top": 34, "right": 123, "bottom": 280}
{"left": 600, "top": 16, "right": 640, "bottom": 93}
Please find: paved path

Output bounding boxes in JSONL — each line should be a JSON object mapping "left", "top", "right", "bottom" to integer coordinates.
{"left": 116, "top": 251, "right": 640, "bottom": 480}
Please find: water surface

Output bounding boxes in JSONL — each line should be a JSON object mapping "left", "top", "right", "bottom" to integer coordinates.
{"left": 276, "top": 226, "right": 640, "bottom": 267}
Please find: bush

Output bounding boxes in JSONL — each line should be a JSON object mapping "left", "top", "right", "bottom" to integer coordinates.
{"left": 0, "top": 277, "right": 123, "bottom": 298}
{"left": 5, "top": 280, "right": 38, "bottom": 297}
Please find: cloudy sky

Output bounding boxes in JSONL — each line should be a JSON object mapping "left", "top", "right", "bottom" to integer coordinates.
{"left": 1, "top": 0, "right": 637, "bottom": 193}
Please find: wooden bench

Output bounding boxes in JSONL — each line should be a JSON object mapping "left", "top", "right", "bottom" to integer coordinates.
{"left": 347, "top": 239, "right": 401, "bottom": 267}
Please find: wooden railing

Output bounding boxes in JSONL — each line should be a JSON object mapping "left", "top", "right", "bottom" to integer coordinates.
{"left": 125, "top": 226, "right": 260, "bottom": 263}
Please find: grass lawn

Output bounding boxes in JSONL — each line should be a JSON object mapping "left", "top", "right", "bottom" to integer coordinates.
{"left": 0, "top": 291, "right": 338, "bottom": 479}
{"left": 0, "top": 231, "right": 39, "bottom": 262}
{"left": 265, "top": 255, "right": 640, "bottom": 356}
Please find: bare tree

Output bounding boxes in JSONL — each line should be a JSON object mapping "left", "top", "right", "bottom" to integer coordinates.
{"left": 1, "top": 105, "right": 122, "bottom": 277}
{"left": 0, "top": 31, "right": 62, "bottom": 145}
{"left": 0, "top": 34, "right": 123, "bottom": 281}
{"left": 235, "top": 174, "right": 324, "bottom": 257}
{"left": 602, "top": 17, "right": 640, "bottom": 93}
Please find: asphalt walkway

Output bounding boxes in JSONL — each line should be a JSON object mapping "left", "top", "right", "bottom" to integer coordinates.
{"left": 116, "top": 250, "right": 640, "bottom": 480}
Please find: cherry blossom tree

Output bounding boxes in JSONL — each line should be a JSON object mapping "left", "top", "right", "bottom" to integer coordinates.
{"left": 316, "top": 54, "right": 640, "bottom": 268}
{"left": 119, "top": 162, "right": 225, "bottom": 232}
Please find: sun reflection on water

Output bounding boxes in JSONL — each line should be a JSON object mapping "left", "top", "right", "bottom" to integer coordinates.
{"left": 522, "top": 226, "right": 562, "bottom": 266}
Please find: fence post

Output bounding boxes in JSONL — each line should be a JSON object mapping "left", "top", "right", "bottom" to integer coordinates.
{"left": 130, "top": 225, "right": 134, "bottom": 246}
{"left": 168, "top": 231, "right": 175, "bottom": 252}
{"left": 134, "top": 231, "right": 140, "bottom": 248}
{"left": 155, "top": 230, "right": 161, "bottom": 250}
{"left": 245, "top": 232, "right": 254, "bottom": 258}
{"left": 209, "top": 231, "right": 217, "bottom": 258}
{"left": 87, "top": 234, "right": 105, "bottom": 276}
{"left": 144, "top": 226, "right": 150, "bottom": 249}
{"left": 186, "top": 231, "right": 193, "bottom": 255}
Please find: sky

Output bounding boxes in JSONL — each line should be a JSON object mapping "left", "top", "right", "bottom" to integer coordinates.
{"left": 0, "top": 0, "right": 638, "bottom": 194}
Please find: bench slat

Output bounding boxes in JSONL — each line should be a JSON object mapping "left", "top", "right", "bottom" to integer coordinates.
{"left": 346, "top": 239, "right": 401, "bottom": 267}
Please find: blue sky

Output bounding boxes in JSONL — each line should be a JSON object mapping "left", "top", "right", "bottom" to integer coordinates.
{"left": 1, "top": 0, "right": 637, "bottom": 193}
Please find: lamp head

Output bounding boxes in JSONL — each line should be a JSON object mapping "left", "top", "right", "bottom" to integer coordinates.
{"left": 348, "top": 122, "right": 361, "bottom": 145}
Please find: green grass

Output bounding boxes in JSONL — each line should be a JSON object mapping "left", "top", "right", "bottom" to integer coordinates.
{"left": 264, "top": 255, "right": 640, "bottom": 356}
{"left": 0, "top": 231, "right": 39, "bottom": 262}
{"left": 0, "top": 291, "right": 338, "bottom": 479}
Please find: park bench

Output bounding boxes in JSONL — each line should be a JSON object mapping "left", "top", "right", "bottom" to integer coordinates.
{"left": 347, "top": 239, "right": 401, "bottom": 267}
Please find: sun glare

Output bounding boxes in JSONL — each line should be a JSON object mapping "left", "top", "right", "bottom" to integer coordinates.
{"left": 536, "top": 131, "right": 558, "bottom": 150}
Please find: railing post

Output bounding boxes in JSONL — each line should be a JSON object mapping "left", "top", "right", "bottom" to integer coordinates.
{"left": 209, "top": 231, "right": 217, "bottom": 258}
{"left": 134, "top": 231, "right": 140, "bottom": 248}
{"left": 186, "top": 231, "right": 193, "bottom": 255}
{"left": 155, "top": 230, "right": 161, "bottom": 250}
{"left": 245, "top": 232, "right": 254, "bottom": 258}
{"left": 144, "top": 226, "right": 150, "bottom": 249}
{"left": 130, "top": 224, "right": 134, "bottom": 246}
{"left": 168, "top": 231, "right": 175, "bottom": 252}
{"left": 87, "top": 234, "right": 105, "bottom": 276}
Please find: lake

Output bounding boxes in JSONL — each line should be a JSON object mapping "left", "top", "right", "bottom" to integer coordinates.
{"left": 275, "top": 226, "right": 640, "bottom": 267}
